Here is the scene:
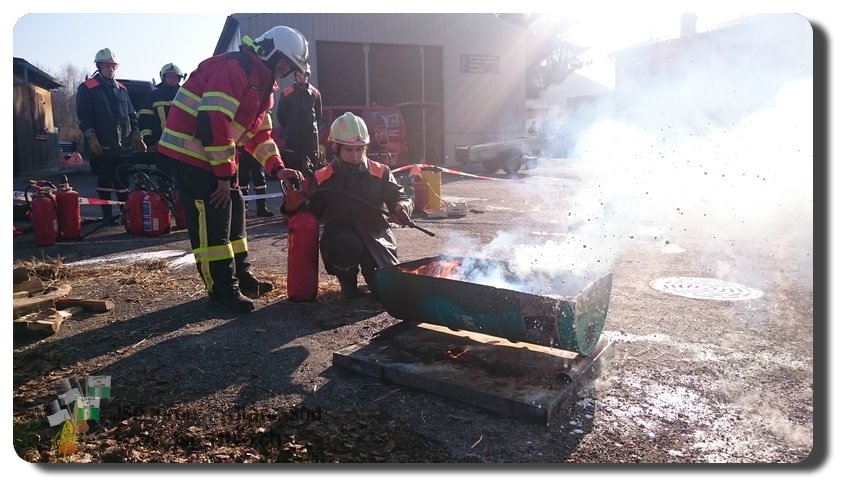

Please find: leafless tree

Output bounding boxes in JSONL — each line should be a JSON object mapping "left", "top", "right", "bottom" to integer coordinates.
{"left": 51, "top": 63, "right": 86, "bottom": 148}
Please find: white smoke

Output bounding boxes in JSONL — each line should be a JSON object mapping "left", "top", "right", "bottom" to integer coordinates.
{"left": 442, "top": 14, "right": 813, "bottom": 292}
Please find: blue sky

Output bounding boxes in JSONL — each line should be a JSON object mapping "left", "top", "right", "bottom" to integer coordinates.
{"left": 13, "top": 13, "right": 230, "bottom": 83}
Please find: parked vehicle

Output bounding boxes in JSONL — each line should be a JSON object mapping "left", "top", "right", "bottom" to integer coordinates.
{"left": 275, "top": 105, "right": 409, "bottom": 168}
{"left": 453, "top": 135, "right": 540, "bottom": 174}
{"left": 117, "top": 79, "right": 154, "bottom": 113}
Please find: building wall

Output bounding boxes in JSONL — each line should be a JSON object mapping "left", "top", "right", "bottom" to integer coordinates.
{"left": 228, "top": 13, "right": 530, "bottom": 165}
{"left": 13, "top": 82, "right": 60, "bottom": 175}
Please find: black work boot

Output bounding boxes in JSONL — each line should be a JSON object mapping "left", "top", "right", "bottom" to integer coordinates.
{"left": 338, "top": 276, "right": 360, "bottom": 299}
{"left": 361, "top": 266, "right": 379, "bottom": 299}
{"left": 255, "top": 189, "right": 274, "bottom": 217}
{"left": 208, "top": 291, "right": 255, "bottom": 313}
{"left": 238, "top": 272, "right": 274, "bottom": 298}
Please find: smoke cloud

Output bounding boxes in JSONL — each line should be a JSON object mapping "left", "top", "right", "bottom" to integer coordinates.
{"left": 443, "top": 14, "right": 813, "bottom": 293}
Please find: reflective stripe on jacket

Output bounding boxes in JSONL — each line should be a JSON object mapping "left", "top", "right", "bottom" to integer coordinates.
{"left": 157, "top": 49, "right": 284, "bottom": 179}
{"left": 138, "top": 82, "right": 180, "bottom": 145}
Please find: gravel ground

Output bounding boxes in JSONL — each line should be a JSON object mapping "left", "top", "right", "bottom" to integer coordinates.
{"left": 10, "top": 158, "right": 825, "bottom": 478}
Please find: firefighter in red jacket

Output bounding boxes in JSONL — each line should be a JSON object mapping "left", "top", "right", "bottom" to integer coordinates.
{"left": 157, "top": 26, "right": 308, "bottom": 313}
{"left": 304, "top": 112, "right": 413, "bottom": 299}
{"left": 76, "top": 48, "right": 146, "bottom": 221}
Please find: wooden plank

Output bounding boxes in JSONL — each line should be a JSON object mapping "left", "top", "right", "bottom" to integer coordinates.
{"left": 13, "top": 276, "right": 45, "bottom": 295}
{"left": 55, "top": 298, "right": 114, "bottom": 313}
{"left": 16, "top": 306, "right": 85, "bottom": 335}
{"left": 12, "top": 284, "right": 72, "bottom": 319}
{"left": 13, "top": 267, "right": 30, "bottom": 285}
{"left": 333, "top": 322, "right": 614, "bottom": 423}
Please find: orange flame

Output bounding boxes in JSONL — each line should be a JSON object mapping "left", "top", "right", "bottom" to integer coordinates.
{"left": 400, "top": 260, "right": 461, "bottom": 279}
{"left": 447, "top": 347, "right": 468, "bottom": 359}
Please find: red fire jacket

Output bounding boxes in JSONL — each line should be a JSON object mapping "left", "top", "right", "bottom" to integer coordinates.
{"left": 157, "top": 49, "right": 284, "bottom": 179}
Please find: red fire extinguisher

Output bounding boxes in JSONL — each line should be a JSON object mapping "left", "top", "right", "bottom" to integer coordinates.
{"left": 124, "top": 171, "right": 172, "bottom": 236}
{"left": 29, "top": 184, "right": 58, "bottom": 246}
{"left": 125, "top": 189, "right": 172, "bottom": 237}
{"left": 282, "top": 179, "right": 320, "bottom": 301}
{"left": 55, "top": 175, "right": 81, "bottom": 240}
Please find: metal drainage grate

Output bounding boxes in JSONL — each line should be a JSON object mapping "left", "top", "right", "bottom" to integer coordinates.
{"left": 650, "top": 277, "right": 763, "bottom": 301}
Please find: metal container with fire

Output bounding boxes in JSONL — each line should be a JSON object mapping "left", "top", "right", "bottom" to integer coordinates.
{"left": 374, "top": 255, "right": 613, "bottom": 355}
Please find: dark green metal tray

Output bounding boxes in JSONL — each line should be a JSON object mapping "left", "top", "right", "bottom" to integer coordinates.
{"left": 374, "top": 255, "right": 613, "bottom": 355}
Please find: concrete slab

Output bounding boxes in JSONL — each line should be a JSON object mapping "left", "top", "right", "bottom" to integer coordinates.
{"left": 333, "top": 321, "right": 614, "bottom": 423}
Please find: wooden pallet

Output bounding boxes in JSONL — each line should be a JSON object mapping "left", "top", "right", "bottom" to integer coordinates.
{"left": 333, "top": 321, "right": 614, "bottom": 423}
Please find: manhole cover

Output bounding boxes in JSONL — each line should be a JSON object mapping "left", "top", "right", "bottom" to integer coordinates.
{"left": 650, "top": 277, "right": 763, "bottom": 301}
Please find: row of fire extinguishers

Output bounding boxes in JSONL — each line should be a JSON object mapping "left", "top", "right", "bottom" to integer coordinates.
{"left": 27, "top": 176, "right": 82, "bottom": 247}
{"left": 26, "top": 170, "right": 187, "bottom": 247}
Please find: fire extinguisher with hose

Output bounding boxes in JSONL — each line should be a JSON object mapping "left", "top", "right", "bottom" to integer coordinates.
{"left": 26, "top": 180, "right": 59, "bottom": 246}
{"left": 55, "top": 175, "right": 81, "bottom": 240}
{"left": 123, "top": 168, "right": 173, "bottom": 237}
{"left": 281, "top": 178, "right": 321, "bottom": 302}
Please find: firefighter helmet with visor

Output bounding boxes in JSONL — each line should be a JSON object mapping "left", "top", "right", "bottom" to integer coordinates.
{"left": 94, "top": 48, "right": 119, "bottom": 64}
{"left": 328, "top": 112, "right": 369, "bottom": 146}
{"left": 250, "top": 26, "right": 309, "bottom": 75}
{"left": 159, "top": 63, "right": 184, "bottom": 81}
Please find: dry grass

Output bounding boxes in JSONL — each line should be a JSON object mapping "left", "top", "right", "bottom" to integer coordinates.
{"left": 13, "top": 256, "right": 349, "bottom": 302}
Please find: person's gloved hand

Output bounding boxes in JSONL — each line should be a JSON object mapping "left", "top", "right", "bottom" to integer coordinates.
{"left": 393, "top": 203, "right": 412, "bottom": 227}
{"left": 275, "top": 167, "right": 303, "bottom": 184}
{"left": 131, "top": 130, "right": 147, "bottom": 152}
{"left": 209, "top": 178, "right": 231, "bottom": 208}
{"left": 84, "top": 129, "right": 103, "bottom": 158}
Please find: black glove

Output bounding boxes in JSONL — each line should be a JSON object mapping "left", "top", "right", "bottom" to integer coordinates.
{"left": 393, "top": 204, "right": 412, "bottom": 226}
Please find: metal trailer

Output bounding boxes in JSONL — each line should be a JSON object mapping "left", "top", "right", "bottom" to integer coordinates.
{"left": 453, "top": 135, "right": 540, "bottom": 174}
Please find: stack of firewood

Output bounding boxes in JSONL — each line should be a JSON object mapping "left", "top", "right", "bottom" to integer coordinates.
{"left": 13, "top": 267, "right": 114, "bottom": 335}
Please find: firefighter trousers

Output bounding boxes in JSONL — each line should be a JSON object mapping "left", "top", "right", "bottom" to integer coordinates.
{"left": 320, "top": 224, "right": 377, "bottom": 287}
{"left": 169, "top": 159, "right": 252, "bottom": 297}
{"left": 94, "top": 155, "right": 130, "bottom": 218}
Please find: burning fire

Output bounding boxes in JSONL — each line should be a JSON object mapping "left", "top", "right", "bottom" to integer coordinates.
{"left": 447, "top": 346, "right": 468, "bottom": 359}
{"left": 400, "top": 259, "right": 462, "bottom": 279}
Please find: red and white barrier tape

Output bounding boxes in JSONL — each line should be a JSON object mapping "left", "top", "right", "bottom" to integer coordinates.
{"left": 14, "top": 191, "right": 123, "bottom": 205}
{"left": 15, "top": 191, "right": 282, "bottom": 205}
{"left": 242, "top": 193, "right": 283, "bottom": 201}
{"left": 392, "top": 163, "right": 500, "bottom": 181}
{"left": 79, "top": 197, "right": 123, "bottom": 206}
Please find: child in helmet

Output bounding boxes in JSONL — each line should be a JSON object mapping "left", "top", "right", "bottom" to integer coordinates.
{"left": 301, "top": 112, "right": 413, "bottom": 299}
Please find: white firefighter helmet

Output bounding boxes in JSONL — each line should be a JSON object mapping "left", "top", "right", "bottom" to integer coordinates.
{"left": 251, "top": 26, "right": 309, "bottom": 75}
{"left": 159, "top": 63, "right": 184, "bottom": 81}
{"left": 328, "top": 112, "right": 369, "bottom": 146}
{"left": 94, "top": 48, "right": 119, "bottom": 64}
